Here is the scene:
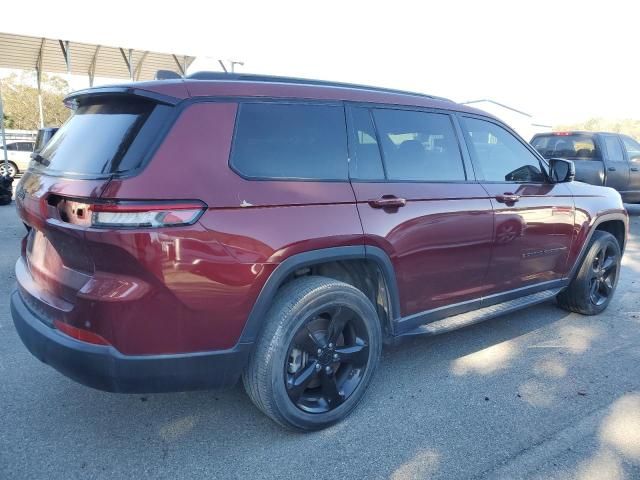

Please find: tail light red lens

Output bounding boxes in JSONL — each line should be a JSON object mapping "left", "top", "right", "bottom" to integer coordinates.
{"left": 90, "top": 201, "right": 206, "bottom": 228}
{"left": 54, "top": 320, "right": 111, "bottom": 346}
{"left": 51, "top": 197, "right": 206, "bottom": 228}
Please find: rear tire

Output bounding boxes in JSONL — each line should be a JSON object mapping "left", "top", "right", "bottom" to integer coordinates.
{"left": 557, "top": 230, "right": 621, "bottom": 315}
{"left": 243, "top": 276, "right": 382, "bottom": 431}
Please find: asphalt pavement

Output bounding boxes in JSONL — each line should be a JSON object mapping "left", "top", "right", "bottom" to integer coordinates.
{"left": 1, "top": 203, "right": 639, "bottom": 480}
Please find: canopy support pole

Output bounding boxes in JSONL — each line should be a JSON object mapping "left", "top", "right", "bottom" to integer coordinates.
{"left": 36, "top": 38, "right": 45, "bottom": 128}
{"left": 172, "top": 55, "right": 186, "bottom": 77}
{"left": 88, "top": 45, "right": 100, "bottom": 87}
{"left": 0, "top": 78, "right": 9, "bottom": 172}
{"left": 134, "top": 52, "right": 148, "bottom": 81}
{"left": 120, "top": 48, "right": 133, "bottom": 80}
{"left": 59, "top": 40, "right": 72, "bottom": 95}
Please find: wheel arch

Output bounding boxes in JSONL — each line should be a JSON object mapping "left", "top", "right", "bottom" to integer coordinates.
{"left": 238, "top": 246, "right": 401, "bottom": 344}
{"left": 568, "top": 212, "right": 628, "bottom": 280}
{"left": 594, "top": 218, "right": 626, "bottom": 252}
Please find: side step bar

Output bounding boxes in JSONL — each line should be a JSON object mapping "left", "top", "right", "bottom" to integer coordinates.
{"left": 399, "top": 288, "right": 563, "bottom": 338}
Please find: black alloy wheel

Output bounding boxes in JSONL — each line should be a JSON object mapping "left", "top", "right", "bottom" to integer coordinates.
{"left": 285, "top": 305, "right": 370, "bottom": 413}
{"left": 588, "top": 243, "right": 619, "bottom": 306}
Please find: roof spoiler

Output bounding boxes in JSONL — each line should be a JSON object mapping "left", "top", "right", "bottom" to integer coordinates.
{"left": 64, "top": 86, "right": 181, "bottom": 109}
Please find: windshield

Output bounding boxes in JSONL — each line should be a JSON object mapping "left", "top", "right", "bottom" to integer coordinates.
{"left": 531, "top": 134, "right": 601, "bottom": 160}
{"left": 35, "top": 97, "right": 161, "bottom": 176}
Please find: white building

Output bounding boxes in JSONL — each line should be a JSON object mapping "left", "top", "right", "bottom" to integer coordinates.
{"left": 460, "top": 99, "right": 551, "bottom": 141}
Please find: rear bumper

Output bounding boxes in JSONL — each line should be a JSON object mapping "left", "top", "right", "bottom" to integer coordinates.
{"left": 10, "top": 290, "right": 251, "bottom": 393}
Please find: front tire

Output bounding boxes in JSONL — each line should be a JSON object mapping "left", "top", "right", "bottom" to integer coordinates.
{"left": 557, "top": 230, "right": 621, "bottom": 315}
{"left": 243, "top": 276, "right": 382, "bottom": 431}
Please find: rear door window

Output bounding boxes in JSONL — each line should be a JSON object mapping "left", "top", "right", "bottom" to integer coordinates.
{"left": 231, "top": 103, "right": 348, "bottom": 180}
{"left": 35, "top": 97, "right": 168, "bottom": 177}
{"left": 622, "top": 135, "right": 640, "bottom": 163}
{"left": 371, "top": 109, "right": 466, "bottom": 181}
{"left": 602, "top": 135, "right": 626, "bottom": 162}
{"left": 531, "top": 134, "right": 600, "bottom": 160}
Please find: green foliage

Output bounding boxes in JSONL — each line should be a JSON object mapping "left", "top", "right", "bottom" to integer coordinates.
{"left": 1, "top": 73, "right": 72, "bottom": 130}
{"left": 555, "top": 118, "right": 640, "bottom": 140}
{"left": 2, "top": 113, "right": 14, "bottom": 129}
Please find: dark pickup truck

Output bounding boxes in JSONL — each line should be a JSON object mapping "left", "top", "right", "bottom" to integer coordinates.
{"left": 531, "top": 132, "right": 640, "bottom": 203}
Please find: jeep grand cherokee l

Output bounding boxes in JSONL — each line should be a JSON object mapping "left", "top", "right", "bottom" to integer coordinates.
{"left": 11, "top": 73, "right": 627, "bottom": 430}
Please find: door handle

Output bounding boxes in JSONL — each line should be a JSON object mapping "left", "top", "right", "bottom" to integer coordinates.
{"left": 495, "top": 193, "right": 520, "bottom": 205}
{"left": 631, "top": 167, "right": 639, "bottom": 172}
{"left": 368, "top": 195, "right": 407, "bottom": 209}
{"left": 607, "top": 166, "right": 617, "bottom": 172}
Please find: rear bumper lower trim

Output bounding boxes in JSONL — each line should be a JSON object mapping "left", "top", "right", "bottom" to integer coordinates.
{"left": 10, "top": 290, "right": 251, "bottom": 393}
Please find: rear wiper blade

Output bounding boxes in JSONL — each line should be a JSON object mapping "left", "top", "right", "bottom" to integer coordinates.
{"left": 31, "top": 153, "right": 50, "bottom": 166}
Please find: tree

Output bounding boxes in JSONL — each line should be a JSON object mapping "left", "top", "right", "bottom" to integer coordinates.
{"left": 1, "top": 73, "right": 72, "bottom": 130}
{"left": 2, "top": 113, "right": 14, "bottom": 129}
{"left": 555, "top": 118, "right": 640, "bottom": 140}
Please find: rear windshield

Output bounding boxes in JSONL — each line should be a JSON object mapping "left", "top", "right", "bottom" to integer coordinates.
{"left": 531, "top": 134, "right": 601, "bottom": 160}
{"left": 34, "top": 97, "right": 167, "bottom": 177}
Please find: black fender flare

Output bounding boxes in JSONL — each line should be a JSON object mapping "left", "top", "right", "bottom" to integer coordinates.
{"left": 567, "top": 212, "right": 628, "bottom": 280}
{"left": 238, "top": 245, "right": 400, "bottom": 344}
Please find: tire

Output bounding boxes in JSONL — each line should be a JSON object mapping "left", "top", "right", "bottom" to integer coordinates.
{"left": 243, "top": 276, "right": 382, "bottom": 431}
{"left": 0, "top": 161, "right": 18, "bottom": 178}
{"left": 557, "top": 230, "right": 622, "bottom": 315}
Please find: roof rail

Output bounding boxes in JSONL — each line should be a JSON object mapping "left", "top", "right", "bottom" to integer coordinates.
{"left": 185, "top": 71, "right": 452, "bottom": 102}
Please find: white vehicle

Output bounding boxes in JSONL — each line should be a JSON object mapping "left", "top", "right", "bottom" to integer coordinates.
{"left": 0, "top": 141, "right": 35, "bottom": 177}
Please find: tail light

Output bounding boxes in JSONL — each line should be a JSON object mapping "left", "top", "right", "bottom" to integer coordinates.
{"left": 91, "top": 201, "right": 206, "bottom": 228}
{"left": 51, "top": 197, "right": 206, "bottom": 228}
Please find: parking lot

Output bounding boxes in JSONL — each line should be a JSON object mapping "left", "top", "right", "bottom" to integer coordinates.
{"left": 1, "top": 203, "right": 638, "bottom": 480}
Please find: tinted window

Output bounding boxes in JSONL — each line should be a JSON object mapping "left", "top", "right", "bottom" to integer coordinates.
{"left": 231, "top": 103, "right": 348, "bottom": 180}
{"left": 463, "top": 117, "right": 545, "bottom": 182}
{"left": 36, "top": 98, "right": 162, "bottom": 176}
{"left": 19, "top": 142, "right": 34, "bottom": 152}
{"left": 622, "top": 135, "right": 640, "bottom": 163}
{"left": 349, "top": 107, "right": 385, "bottom": 180}
{"left": 531, "top": 134, "right": 600, "bottom": 160}
{"left": 372, "top": 109, "right": 465, "bottom": 181}
{"left": 603, "top": 136, "right": 625, "bottom": 162}
{"left": 5, "top": 143, "right": 18, "bottom": 151}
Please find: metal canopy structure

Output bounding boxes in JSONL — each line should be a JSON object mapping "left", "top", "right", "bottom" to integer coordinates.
{"left": 0, "top": 32, "right": 196, "bottom": 85}
{"left": 0, "top": 32, "right": 197, "bottom": 173}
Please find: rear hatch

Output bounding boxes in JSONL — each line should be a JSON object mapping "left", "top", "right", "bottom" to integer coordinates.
{"left": 15, "top": 91, "right": 175, "bottom": 333}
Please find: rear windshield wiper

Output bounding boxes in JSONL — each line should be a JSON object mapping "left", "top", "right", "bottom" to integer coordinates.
{"left": 31, "top": 153, "right": 50, "bottom": 167}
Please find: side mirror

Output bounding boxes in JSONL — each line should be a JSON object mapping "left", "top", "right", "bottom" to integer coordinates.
{"left": 549, "top": 158, "right": 575, "bottom": 183}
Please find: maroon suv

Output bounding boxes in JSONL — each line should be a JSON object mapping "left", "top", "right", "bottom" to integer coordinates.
{"left": 11, "top": 73, "right": 628, "bottom": 430}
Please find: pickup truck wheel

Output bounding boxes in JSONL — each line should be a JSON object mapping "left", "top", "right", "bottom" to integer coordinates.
{"left": 557, "top": 230, "right": 621, "bottom": 315}
{"left": 242, "top": 276, "right": 382, "bottom": 431}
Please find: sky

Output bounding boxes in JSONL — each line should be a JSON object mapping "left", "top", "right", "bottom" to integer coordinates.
{"left": 2, "top": 0, "right": 639, "bottom": 125}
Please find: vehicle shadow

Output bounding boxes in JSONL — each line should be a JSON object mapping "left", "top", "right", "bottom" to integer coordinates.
{"left": 15, "top": 299, "right": 586, "bottom": 479}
